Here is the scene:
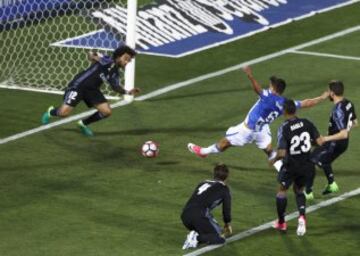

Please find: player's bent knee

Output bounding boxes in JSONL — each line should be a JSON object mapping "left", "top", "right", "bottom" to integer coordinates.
{"left": 264, "top": 143, "right": 273, "bottom": 153}
{"left": 100, "top": 109, "right": 112, "bottom": 117}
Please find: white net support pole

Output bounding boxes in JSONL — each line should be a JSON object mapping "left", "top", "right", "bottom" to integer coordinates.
{"left": 124, "top": 0, "right": 137, "bottom": 102}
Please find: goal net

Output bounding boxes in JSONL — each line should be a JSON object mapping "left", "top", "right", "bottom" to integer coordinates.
{"left": 0, "top": 0, "right": 136, "bottom": 99}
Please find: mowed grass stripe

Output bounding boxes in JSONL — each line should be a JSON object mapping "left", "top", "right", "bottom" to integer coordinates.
{"left": 1, "top": 25, "right": 360, "bottom": 145}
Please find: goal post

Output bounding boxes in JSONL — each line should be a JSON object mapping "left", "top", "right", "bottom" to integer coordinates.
{"left": 0, "top": 0, "right": 138, "bottom": 101}
{"left": 124, "top": 0, "right": 137, "bottom": 102}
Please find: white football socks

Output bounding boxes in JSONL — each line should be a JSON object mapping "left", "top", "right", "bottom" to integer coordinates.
{"left": 200, "top": 144, "right": 221, "bottom": 155}
{"left": 268, "top": 151, "right": 283, "bottom": 172}
{"left": 268, "top": 151, "right": 277, "bottom": 161}
{"left": 273, "top": 160, "right": 283, "bottom": 172}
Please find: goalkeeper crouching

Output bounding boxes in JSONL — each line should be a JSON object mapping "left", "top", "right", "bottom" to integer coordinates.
{"left": 41, "top": 45, "right": 140, "bottom": 136}
{"left": 181, "top": 163, "right": 232, "bottom": 250}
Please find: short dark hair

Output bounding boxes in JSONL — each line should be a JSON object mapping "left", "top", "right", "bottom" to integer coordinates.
{"left": 270, "top": 76, "right": 286, "bottom": 95}
{"left": 213, "top": 163, "right": 229, "bottom": 181}
{"left": 283, "top": 99, "right": 297, "bottom": 115}
{"left": 113, "top": 45, "right": 137, "bottom": 59}
{"left": 329, "top": 80, "right": 344, "bottom": 96}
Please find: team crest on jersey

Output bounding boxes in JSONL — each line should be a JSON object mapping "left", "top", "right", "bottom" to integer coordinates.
{"left": 51, "top": 0, "right": 355, "bottom": 58}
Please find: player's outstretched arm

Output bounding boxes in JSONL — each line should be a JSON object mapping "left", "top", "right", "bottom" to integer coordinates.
{"left": 323, "top": 129, "right": 349, "bottom": 142}
{"left": 111, "top": 85, "right": 141, "bottom": 96}
{"left": 300, "top": 90, "right": 329, "bottom": 108}
{"left": 88, "top": 51, "right": 103, "bottom": 63}
{"left": 316, "top": 136, "right": 325, "bottom": 146}
{"left": 109, "top": 74, "right": 141, "bottom": 95}
{"left": 242, "top": 66, "right": 262, "bottom": 95}
{"left": 126, "top": 87, "right": 141, "bottom": 95}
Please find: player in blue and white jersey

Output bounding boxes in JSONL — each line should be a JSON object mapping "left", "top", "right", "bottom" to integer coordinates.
{"left": 188, "top": 66, "right": 329, "bottom": 168}
{"left": 41, "top": 45, "right": 140, "bottom": 136}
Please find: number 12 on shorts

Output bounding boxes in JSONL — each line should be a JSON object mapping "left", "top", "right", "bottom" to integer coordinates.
{"left": 66, "top": 91, "right": 78, "bottom": 105}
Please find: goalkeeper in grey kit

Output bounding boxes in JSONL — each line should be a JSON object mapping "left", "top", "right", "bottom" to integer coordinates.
{"left": 41, "top": 45, "right": 140, "bottom": 136}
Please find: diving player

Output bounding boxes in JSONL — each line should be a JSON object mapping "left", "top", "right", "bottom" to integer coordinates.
{"left": 41, "top": 45, "right": 140, "bottom": 136}
{"left": 188, "top": 66, "right": 328, "bottom": 170}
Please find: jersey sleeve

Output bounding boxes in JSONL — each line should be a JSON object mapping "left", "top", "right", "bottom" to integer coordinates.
{"left": 277, "top": 123, "right": 287, "bottom": 150}
{"left": 99, "top": 55, "right": 113, "bottom": 66}
{"left": 222, "top": 187, "right": 232, "bottom": 224}
{"left": 294, "top": 100, "right": 302, "bottom": 109}
{"left": 108, "top": 68, "right": 126, "bottom": 94}
{"left": 334, "top": 105, "right": 346, "bottom": 130}
{"left": 259, "top": 89, "right": 270, "bottom": 99}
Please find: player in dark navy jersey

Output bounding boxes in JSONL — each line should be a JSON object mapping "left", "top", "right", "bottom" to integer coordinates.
{"left": 181, "top": 164, "right": 232, "bottom": 250}
{"left": 270, "top": 99, "right": 323, "bottom": 236}
{"left": 41, "top": 45, "right": 140, "bottom": 136}
{"left": 305, "top": 80, "right": 357, "bottom": 198}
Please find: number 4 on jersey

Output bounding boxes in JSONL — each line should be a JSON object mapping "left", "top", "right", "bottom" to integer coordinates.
{"left": 197, "top": 183, "right": 212, "bottom": 195}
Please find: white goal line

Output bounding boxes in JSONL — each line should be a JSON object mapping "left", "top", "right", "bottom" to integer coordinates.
{"left": 290, "top": 50, "right": 360, "bottom": 61}
{"left": 183, "top": 187, "right": 360, "bottom": 256}
{"left": 1, "top": 24, "right": 360, "bottom": 145}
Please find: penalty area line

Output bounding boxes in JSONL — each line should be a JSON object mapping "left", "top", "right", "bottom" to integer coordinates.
{"left": 183, "top": 187, "right": 360, "bottom": 256}
{"left": 1, "top": 25, "right": 360, "bottom": 145}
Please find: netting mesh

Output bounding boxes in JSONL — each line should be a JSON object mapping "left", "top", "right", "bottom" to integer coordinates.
{"left": 0, "top": 0, "right": 128, "bottom": 98}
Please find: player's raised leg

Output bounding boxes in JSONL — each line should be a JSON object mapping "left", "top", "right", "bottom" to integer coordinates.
{"left": 188, "top": 138, "right": 230, "bottom": 158}
{"left": 188, "top": 122, "right": 251, "bottom": 158}
{"left": 310, "top": 143, "right": 340, "bottom": 195}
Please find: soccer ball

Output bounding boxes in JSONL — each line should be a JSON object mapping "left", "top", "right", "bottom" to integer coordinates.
{"left": 141, "top": 141, "right": 159, "bottom": 158}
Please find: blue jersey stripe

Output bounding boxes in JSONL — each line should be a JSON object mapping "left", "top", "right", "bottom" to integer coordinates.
{"left": 334, "top": 105, "right": 345, "bottom": 130}
{"left": 71, "top": 63, "right": 99, "bottom": 88}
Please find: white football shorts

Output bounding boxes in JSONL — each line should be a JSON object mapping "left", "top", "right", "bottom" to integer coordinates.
{"left": 225, "top": 122, "right": 272, "bottom": 149}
